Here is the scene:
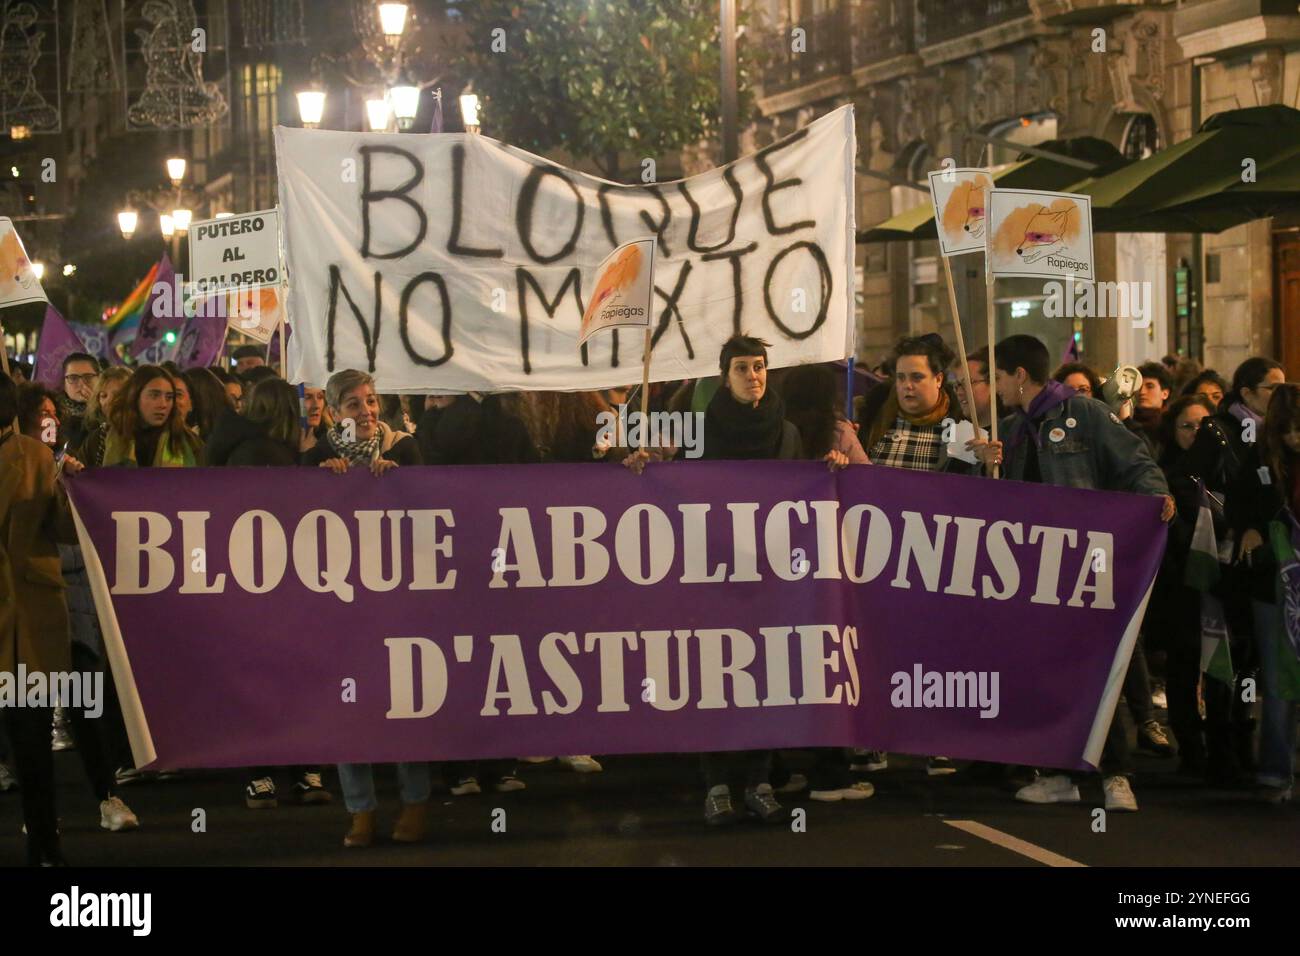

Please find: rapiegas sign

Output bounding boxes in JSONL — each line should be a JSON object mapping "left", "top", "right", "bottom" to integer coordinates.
{"left": 188, "top": 208, "right": 282, "bottom": 295}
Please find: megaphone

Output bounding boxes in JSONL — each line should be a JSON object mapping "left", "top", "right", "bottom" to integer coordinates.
{"left": 1100, "top": 365, "right": 1141, "bottom": 411}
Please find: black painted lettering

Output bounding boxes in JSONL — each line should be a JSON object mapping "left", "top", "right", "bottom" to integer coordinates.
{"left": 326, "top": 266, "right": 382, "bottom": 372}
{"left": 702, "top": 243, "right": 758, "bottom": 339}
{"left": 399, "top": 272, "right": 454, "bottom": 368}
{"left": 753, "top": 128, "right": 815, "bottom": 236}
{"left": 679, "top": 166, "right": 744, "bottom": 253}
{"left": 360, "top": 146, "right": 428, "bottom": 259}
{"left": 516, "top": 166, "right": 585, "bottom": 264}
{"left": 448, "top": 144, "right": 504, "bottom": 258}
{"left": 764, "top": 240, "right": 831, "bottom": 340}
{"left": 516, "top": 268, "right": 584, "bottom": 374}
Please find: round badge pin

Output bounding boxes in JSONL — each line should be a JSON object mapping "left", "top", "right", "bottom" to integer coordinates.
{"left": 1065, "top": 417, "right": 1077, "bottom": 428}
{"left": 1049, "top": 427, "right": 1066, "bottom": 443}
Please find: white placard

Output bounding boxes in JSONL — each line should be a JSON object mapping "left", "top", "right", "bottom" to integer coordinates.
{"left": 0, "top": 217, "right": 48, "bottom": 308}
{"left": 275, "top": 106, "right": 857, "bottom": 392}
{"left": 188, "top": 208, "right": 283, "bottom": 295}
{"left": 927, "top": 168, "right": 993, "bottom": 257}
{"left": 579, "top": 238, "right": 655, "bottom": 347}
{"left": 986, "top": 188, "right": 1094, "bottom": 281}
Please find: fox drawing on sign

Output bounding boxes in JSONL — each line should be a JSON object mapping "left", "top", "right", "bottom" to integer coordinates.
{"left": 942, "top": 179, "right": 987, "bottom": 241}
{"left": 0, "top": 227, "right": 37, "bottom": 300}
{"left": 994, "top": 199, "right": 1082, "bottom": 265}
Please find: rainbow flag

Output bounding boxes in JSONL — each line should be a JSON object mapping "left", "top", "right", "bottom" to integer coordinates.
{"left": 107, "top": 260, "right": 162, "bottom": 344}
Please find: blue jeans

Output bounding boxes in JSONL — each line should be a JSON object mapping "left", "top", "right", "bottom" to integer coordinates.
{"left": 337, "top": 762, "right": 432, "bottom": 813}
{"left": 1252, "top": 601, "right": 1298, "bottom": 788}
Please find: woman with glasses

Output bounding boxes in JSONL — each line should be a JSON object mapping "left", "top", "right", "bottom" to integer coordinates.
{"left": 1052, "top": 362, "right": 1103, "bottom": 401}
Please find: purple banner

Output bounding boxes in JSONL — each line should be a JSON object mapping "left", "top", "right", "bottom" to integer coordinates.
{"left": 65, "top": 463, "right": 1166, "bottom": 772}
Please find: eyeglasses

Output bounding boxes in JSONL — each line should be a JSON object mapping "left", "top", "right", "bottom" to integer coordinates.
{"left": 64, "top": 373, "right": 96, "bottom": 385}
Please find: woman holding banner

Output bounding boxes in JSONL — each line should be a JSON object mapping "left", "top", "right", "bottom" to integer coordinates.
{"left": 624, "top": 334, "right": 850, "bottom": 825}
{"left": 300, "top": 369, "right": 421, "bottom": 473}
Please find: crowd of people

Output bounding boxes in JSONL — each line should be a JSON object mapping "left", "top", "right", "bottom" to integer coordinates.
{"left": 1, "top": 332, "right": 1296, "bottom": 864}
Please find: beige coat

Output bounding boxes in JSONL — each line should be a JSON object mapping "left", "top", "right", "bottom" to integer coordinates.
{"left": 0, "top": 430, "right": 72, "bottom": 678}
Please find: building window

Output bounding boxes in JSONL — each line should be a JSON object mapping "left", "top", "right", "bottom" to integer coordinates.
{"left": 1121, "top": 114, "right": 1160, "bottom": 161}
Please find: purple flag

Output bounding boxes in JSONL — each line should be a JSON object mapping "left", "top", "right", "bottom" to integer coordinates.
{"left": 66, "top": 463, "right": 1166, "bottom": 772}
{"left": 129, "top": 253, "right": 180, "bottom": 359}
{"left": 1061, "top": 334, "right": 1081, "bottom": 364}
{"left": 174, "top": 310, "right": 226, "bottom": 369}
{"left": 34, "top": 306, "right": 89, "bottom": 388}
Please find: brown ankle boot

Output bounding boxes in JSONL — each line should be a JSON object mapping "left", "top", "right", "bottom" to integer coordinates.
{"left": 343, "top": 810, "right": 375, "bottom": 848}
{"left": 391, "top": 801, "right": 428, "bottom": 843}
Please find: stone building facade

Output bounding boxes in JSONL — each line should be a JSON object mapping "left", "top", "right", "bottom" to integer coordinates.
{"left": 744, "top": 0, "right": 1300, "bottom": 378}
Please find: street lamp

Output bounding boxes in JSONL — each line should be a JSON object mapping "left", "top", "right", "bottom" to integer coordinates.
{"left": 378, "top": 2, "right": 408, "bottom": 45}
{"left": 296, "top": 88, "right": 326, "bottom": 128}
{"left": 118, "top": 210, "right": 139, "bottom": 239}
{"left": 31, "top": 261, "right": 45, "bottom": 281}
{"left": 160, "top": 213, "right": 175, "bottom": 238}
{"left": 366, "top": 98, "right": 391, "bottom": 132}
{"left": 460, "top": 92, "right": 480, "bottom": 134}
{"left": 172, "top": 209, "right": 192, "bottom": 232}
{"left": 166, "top": 157, "right": 187, "bottom": 186}
{"left": 62, "top": 264, "right": 76, "bottom": 277}
{"left": 389, "top": 85, "right": 420, "bottom": 131}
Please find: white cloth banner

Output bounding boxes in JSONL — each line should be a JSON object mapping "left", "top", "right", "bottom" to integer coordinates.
{"left": 275, "top": 106, "right": 856, "bottom": 392}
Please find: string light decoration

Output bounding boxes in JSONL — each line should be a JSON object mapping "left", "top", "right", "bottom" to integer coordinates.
{"left": 124, "top": 0, "right": 228, "bottom": 130}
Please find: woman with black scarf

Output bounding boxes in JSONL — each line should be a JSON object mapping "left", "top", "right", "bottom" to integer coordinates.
{"left": 624, "top": 335, "right": 850, "bottom": 825}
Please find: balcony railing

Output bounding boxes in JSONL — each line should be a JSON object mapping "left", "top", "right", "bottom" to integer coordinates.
{"left": 850, "top": 0, "right": 916, "bottom": 66}
{"left": 759, "top": 6, "right": 853, "bottom": 96}
{"left": 915, "top": 0, "right": 1032, "bottom": 48}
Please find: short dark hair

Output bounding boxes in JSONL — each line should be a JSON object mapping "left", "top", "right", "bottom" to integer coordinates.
{"left": 893, "top": 333, "right": 953, "bottom": 376}
{"left": 1181, "top": 369, "right": 1228, "bottom": 403}
{"left": 966, "top": 346, "right": 990, "bottom": 374}
{"left": 994, "top": 335, "right": 1050, "bottom": 384}
{"left": 1228, "top": 356, "right": 1284, "bottom": 406}
{"left": 1137, "top": 361, "right": 1172, "bottom": 394}
{"left": 61, "top": 352, "right": 98, "bottom": 374}
{"left": 17, "top": 383, "right": 55, "bottom": 435}
{"left": 1053, "top": 361, "right": 1103, "bottom": 398}
{"left": 232, "top": 344, "right": 264, "bottom": 361}
{"left": 241, "top": 365, "right": 279, "bottom": 387}
{"left": 719, "top": 333, "right": 771, "bottom": 376}
{"left": 0, "top": 373, "right": 17, "bottom": 423}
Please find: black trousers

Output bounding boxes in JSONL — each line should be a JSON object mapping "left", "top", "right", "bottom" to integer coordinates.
{"left": 701, "top": 750, "right": 772, "bottom": 791}
{"left": 1124, "top": 634, "right": 1154, "bottom": 726}
{"left": 1166, "top": 588, "right": 1205, "bottom": 764}
{"left": 1, "top": 703, "right": 60, "bottom": 862}
{"left": 64, "top": 642, "right": 118, "bottom": 802}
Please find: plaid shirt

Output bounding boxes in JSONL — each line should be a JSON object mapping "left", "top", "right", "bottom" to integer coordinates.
{"left": 868, "top": 415, "right": 944, "bottom": 471}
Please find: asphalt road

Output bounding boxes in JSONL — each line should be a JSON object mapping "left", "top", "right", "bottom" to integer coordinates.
{"left": 2, "top": 747, "right": 1295, "bottom": 867}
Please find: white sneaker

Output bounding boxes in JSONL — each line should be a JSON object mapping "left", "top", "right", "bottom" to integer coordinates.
{"left": 99, "top": 796, "right": 140, "bottom": 831}
{"left": 1103, "top": 775, "right": 1138, "bottom": 812}
{"left": 0, "top": 763, "right": 17, "bottom": 792}
{"left": 449, "top": 777, "right": 481, "bottom": 796}
{"left": 51, "top": 710, "right": 74, "bottom": 751}
{"left": 558, "top": 755, "right": 602, "bottom": 773}
{"left": 809, "top": 781, "right": 875, "bottom": 802}
{"left": 1015, "top": 773, "right": 1081, "bottom": 804}
{"left": 494, "top": 776, "right": 526, "bottom": 793}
